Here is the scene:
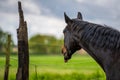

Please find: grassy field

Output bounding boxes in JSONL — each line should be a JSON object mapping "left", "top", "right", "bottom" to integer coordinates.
{"left": 0, "top": 54, "right": 106, "bottom": 80}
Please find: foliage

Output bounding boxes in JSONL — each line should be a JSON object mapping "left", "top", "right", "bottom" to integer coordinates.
{"left": 0, "top": 28, "right": 14, "bottom": 55}
{"left": 29, "top": 34, "right": 63, "bottom": 55}
{"left": 0, "top": 28, "right": 7, "bottom": 50}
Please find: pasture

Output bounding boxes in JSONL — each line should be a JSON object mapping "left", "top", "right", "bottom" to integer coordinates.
{"left": 0, "top": 54, "right": 105, "bottom": 80}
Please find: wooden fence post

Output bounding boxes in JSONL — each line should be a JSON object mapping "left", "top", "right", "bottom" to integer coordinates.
{"left": 16, "top": 1, "right": 29, "bottom": 80}
{"left": 4, "top": 34, "right": 11, "bottom": 80}
{"left": 35, "top": 65, "right": 38, "bottom": 80}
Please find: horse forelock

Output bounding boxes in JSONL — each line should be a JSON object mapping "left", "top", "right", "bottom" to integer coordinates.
{"left": 71, "top": 20, "right": 120, "bottom": 50}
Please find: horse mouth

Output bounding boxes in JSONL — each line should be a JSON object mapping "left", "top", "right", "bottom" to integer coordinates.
{"left": 62, "top": 46, "right": 71, "bottom": 63}
{"left": 62, "top": 51, "right": 71, "bottom": 63}
{"left": 64, "top": 53, "right": 71, "bottom": 63}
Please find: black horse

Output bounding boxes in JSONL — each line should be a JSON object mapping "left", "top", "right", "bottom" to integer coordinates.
{"left": 62, "top": 12, "right": 120, "bottom": 80}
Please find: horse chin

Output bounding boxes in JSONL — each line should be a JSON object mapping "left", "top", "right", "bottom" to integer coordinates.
{"left": 64, "top": 59, "right": 68, "bottom": 63}
{"left": 64, "top": 53, "right": 71, "bottom": 63}
{"left": 64, "top": 57, "right": 70, "bottom": 63}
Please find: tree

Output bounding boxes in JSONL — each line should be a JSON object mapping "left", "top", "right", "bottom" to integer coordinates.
{"left": 0, "top": 28, "right": 7, "bottom": 51}
{"left": 29, "top": 34, "right": 63, "bottom": 55}
{"left": 0, "top": 28, "right": 14, "bottom": 54}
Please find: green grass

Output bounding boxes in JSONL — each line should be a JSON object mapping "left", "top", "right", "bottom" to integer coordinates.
{"left": 0, "top": 54, "right": 106, "bottom": 80}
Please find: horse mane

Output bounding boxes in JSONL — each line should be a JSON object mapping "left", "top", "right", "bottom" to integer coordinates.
{"left": 74, "top": 20, "right": 120, "bottom": 50}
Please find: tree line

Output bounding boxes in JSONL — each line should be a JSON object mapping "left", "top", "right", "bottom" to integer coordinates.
{"left": 0, "top": 28, "right": 63, "bottom": 55}
{"left": 29, "top": 34, "right": 63, "bottom": 55}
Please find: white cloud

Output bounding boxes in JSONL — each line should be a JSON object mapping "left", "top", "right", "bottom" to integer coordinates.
{"left": 75, "top": 0, "right": 84, "bottom": 3}
{"left": 26, "top": 14, "right": 65, "bottom": 38}
{"left": 22, "top": 0, "right": 41, "bottom": 15}
{"left": 0, "top": 12, "right": 18, "bottom": 44}
{"left": 7, "top": 0, "right": 16, "bottom": 5}
{"left": 76, "top": 0, "right": 116, "bottom": 7}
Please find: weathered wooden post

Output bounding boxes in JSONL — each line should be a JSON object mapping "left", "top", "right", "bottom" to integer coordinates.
{"left": 4, "top": 34, "right": 11, "bottom": 80}
{"left": 16, "top": 1, "right": 29, "bottom": 80}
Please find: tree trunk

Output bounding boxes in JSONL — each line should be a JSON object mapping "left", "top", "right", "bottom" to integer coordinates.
{"left": 16, "top": 1, "right": 29, "bottom": 80}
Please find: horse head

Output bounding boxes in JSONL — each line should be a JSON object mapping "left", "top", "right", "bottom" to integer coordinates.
{"left": 62, "top": 12, "right": 82, "bottom": 62}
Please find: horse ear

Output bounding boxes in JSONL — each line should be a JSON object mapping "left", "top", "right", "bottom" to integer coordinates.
{"left": 77, "top": 12, "right": 83, "bottom": 20}
{"left": 64, "top": 12, "right": 73, "bottom": 24}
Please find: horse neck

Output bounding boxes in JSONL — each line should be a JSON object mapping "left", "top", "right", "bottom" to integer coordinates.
{"left": 78, "top": 35, "right": 120, "bottom": 80}
{"left": 74, "top": 22, "right": 120, "bottom": 80}
{"left": 81, "top": 42, "right": 103, "bottom": 63}
{"left": 75, "top": 32, "right": 105, "bottom": 71}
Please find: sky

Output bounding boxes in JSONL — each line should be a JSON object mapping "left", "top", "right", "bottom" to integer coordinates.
{"left": 0, "top": 0, "right": 120, "bottom": 44}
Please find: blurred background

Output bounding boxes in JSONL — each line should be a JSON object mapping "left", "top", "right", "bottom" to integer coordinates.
{"left": 0, "top": 0, "right": 120, "bottom": 80}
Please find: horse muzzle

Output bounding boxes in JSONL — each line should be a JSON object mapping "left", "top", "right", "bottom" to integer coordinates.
{"left": 62, "top": 46, "right": 71, "bottom": 63}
